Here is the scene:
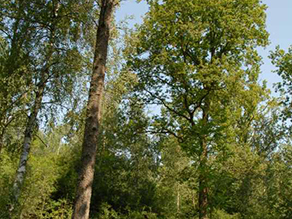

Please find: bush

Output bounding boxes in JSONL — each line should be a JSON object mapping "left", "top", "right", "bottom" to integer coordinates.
{"left": 94, "top": 203, "right": 158, "bottom": 219}
{"left": 211, "top": 209, "right": 241, "bottom": 219}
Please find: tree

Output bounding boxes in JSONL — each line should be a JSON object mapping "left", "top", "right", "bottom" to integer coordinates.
{"left": 270, "top": 46, "right": 292, "bottom": 126}
{"left": 0, "top": 0, "right": 33, "bottom": 154}
{"left": 127, "top": 0, "right": 269, "bottom": 218}
{"left": 8, "top": 0, "right": 61, "bottom": 206}
{"left": 72, "top": 0, "right": 118, "bottom": 218}
{"left": 0, "top": 0, "right": 93, "bottom": 213}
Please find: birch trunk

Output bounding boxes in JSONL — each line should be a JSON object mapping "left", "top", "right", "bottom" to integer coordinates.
{"left": 11, "top": 0, "right": 58, "bottom": 210}
{"left": 12, "top": 84, "right": 45, "bottom": 200}
{"left": 72, "top": 1, "right": 116, "bottom": 218}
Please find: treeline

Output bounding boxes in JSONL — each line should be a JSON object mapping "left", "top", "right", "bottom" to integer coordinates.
{"left": 0, "top": 0, "right": 291, "bottom": 219}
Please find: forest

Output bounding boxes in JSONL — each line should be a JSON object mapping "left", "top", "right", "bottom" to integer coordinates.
{"left": 0, "top": 0, "right": 291, "bottom": 218}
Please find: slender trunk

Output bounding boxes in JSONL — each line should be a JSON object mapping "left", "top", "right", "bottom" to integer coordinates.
{"left": 177, "top": 185, "right": 180, "bottom": 215}
{"left": 192, "top": 191, "right": 196, "bottom": 208}
{"left": 0, "top": 126, "right": 7, "bottom": 154}
{"left": 11, "top": 0, "right": 58, "bottom": 210}
{"left": 12, "top": 69, "right": 52, "bottom": 207}
{"left": 198, "top": 147, "right": 208, "bottom": 219}
{"left": 12, "top": 83, "right": 45, "bottom": 201}
{"left": 72, "top": 1, "right": 115, "bottom": 218}
{"left": 199, "top": 106, "right": 209, "bottom": 219}
{"left": 0, "top": 131, "right": 4, "bottom": 153}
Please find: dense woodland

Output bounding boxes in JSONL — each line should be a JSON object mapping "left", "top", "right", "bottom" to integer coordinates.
{"left": 0, "top": 0, "right": 291, "bottom": 218}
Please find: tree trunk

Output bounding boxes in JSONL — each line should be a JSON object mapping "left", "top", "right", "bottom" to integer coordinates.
{"left": 11, "top": 0, "right": 58, "bottom": 209}
{"left": 198, "top": 158, "right": 208, "bottom": 219}
{"left": 0, "top": 123, "right": 7, "bottom": 153}
{"left": 12, "top": 84, "right": 45, "bottom": 201}
{"left": 177, "top": 185, "right": 180, "bottom": 215}
{"left": 0, "top": 132, "right": 4, "bottom": 153}
{"left": 72, "top": 1, "right": 116, "bottom": 218}
{"left": 10, "top": 84, "right": 46, "bottom": 218}
{"left": 199, "top": 106, "right": 209, "bottom": 219}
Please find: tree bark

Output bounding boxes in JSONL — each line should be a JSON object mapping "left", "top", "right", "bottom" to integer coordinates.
{"left": 72, "top": 1, "right": 116, "bottom": 218}
{"left": 198, "top": 149, "right": 208, "bottom": 219}
{"left": 177, "top": 185, "right": 180, "bottom": 215}
{"left": 12, "top": 84, "right": 45, "bottom": 201}
{"left": 198, "top": 105, "right": 209, "bottom": 219}
{"left": 0, "top": 130, "right": 4, "bottom": 153}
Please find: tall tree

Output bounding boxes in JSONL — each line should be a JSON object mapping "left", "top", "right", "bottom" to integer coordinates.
{"left": 2, "top": 0, "right": 92, "bottom": 212}
{"left": 10, "top": 0, "right": 60, "bottom": 206}
{"left": 127, "top": 0, "right": 269, "bottom": 218}
{"left": 72, "top": 0, "right": 117, "bottom": 218}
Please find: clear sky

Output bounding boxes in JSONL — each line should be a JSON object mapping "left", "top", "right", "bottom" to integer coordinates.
{"left": 116, "top": 0, "right": 292, "bottom": 93}
{"left": 260, "top": 0, "right": 292, "bottom": 90}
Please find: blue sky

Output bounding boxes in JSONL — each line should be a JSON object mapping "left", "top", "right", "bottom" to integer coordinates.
{"left": 116, "top": 0, "right": 292, "bottom": 92}
{"left": 259, "top": 0, "right": 292, "bottom": 90}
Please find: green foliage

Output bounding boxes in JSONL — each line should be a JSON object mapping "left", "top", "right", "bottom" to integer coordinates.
{"left": 211, "top": 209, "right": 240, "bottom": 219}
{"left": 95, "top": 203, "right": 158, "bottom": 219}
{"left": 0, "top": 127, "right": 79, "bottom": 218}
{"left": 0, "top": 0, "right": 291, "bottom": 219}
{"left": 127, "top": 0, "right": 270, "bottom": 217}
{"left": 91, "top": 98, "right": 159, "bottom": 215}
{"left": 264, "top": 146, "right": 292, "bottom": 219}
{"left": 270, "top": 46, "right": 292, "bottom": 125}
{"left": 97, "top": 203, "right": 119, "bottom": 219}
{"left": 20, "top": 152, "right": 60, "bottom": 217}
{"left": 154, "top": 137, "right": 197, "bottom": 218}
{"left": 0, "top": 150, "right": 18, "bottom": 218}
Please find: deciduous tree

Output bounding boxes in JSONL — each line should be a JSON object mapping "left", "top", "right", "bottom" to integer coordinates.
{"left": 128, "top": 0, "right": 269, "bottom": 218}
